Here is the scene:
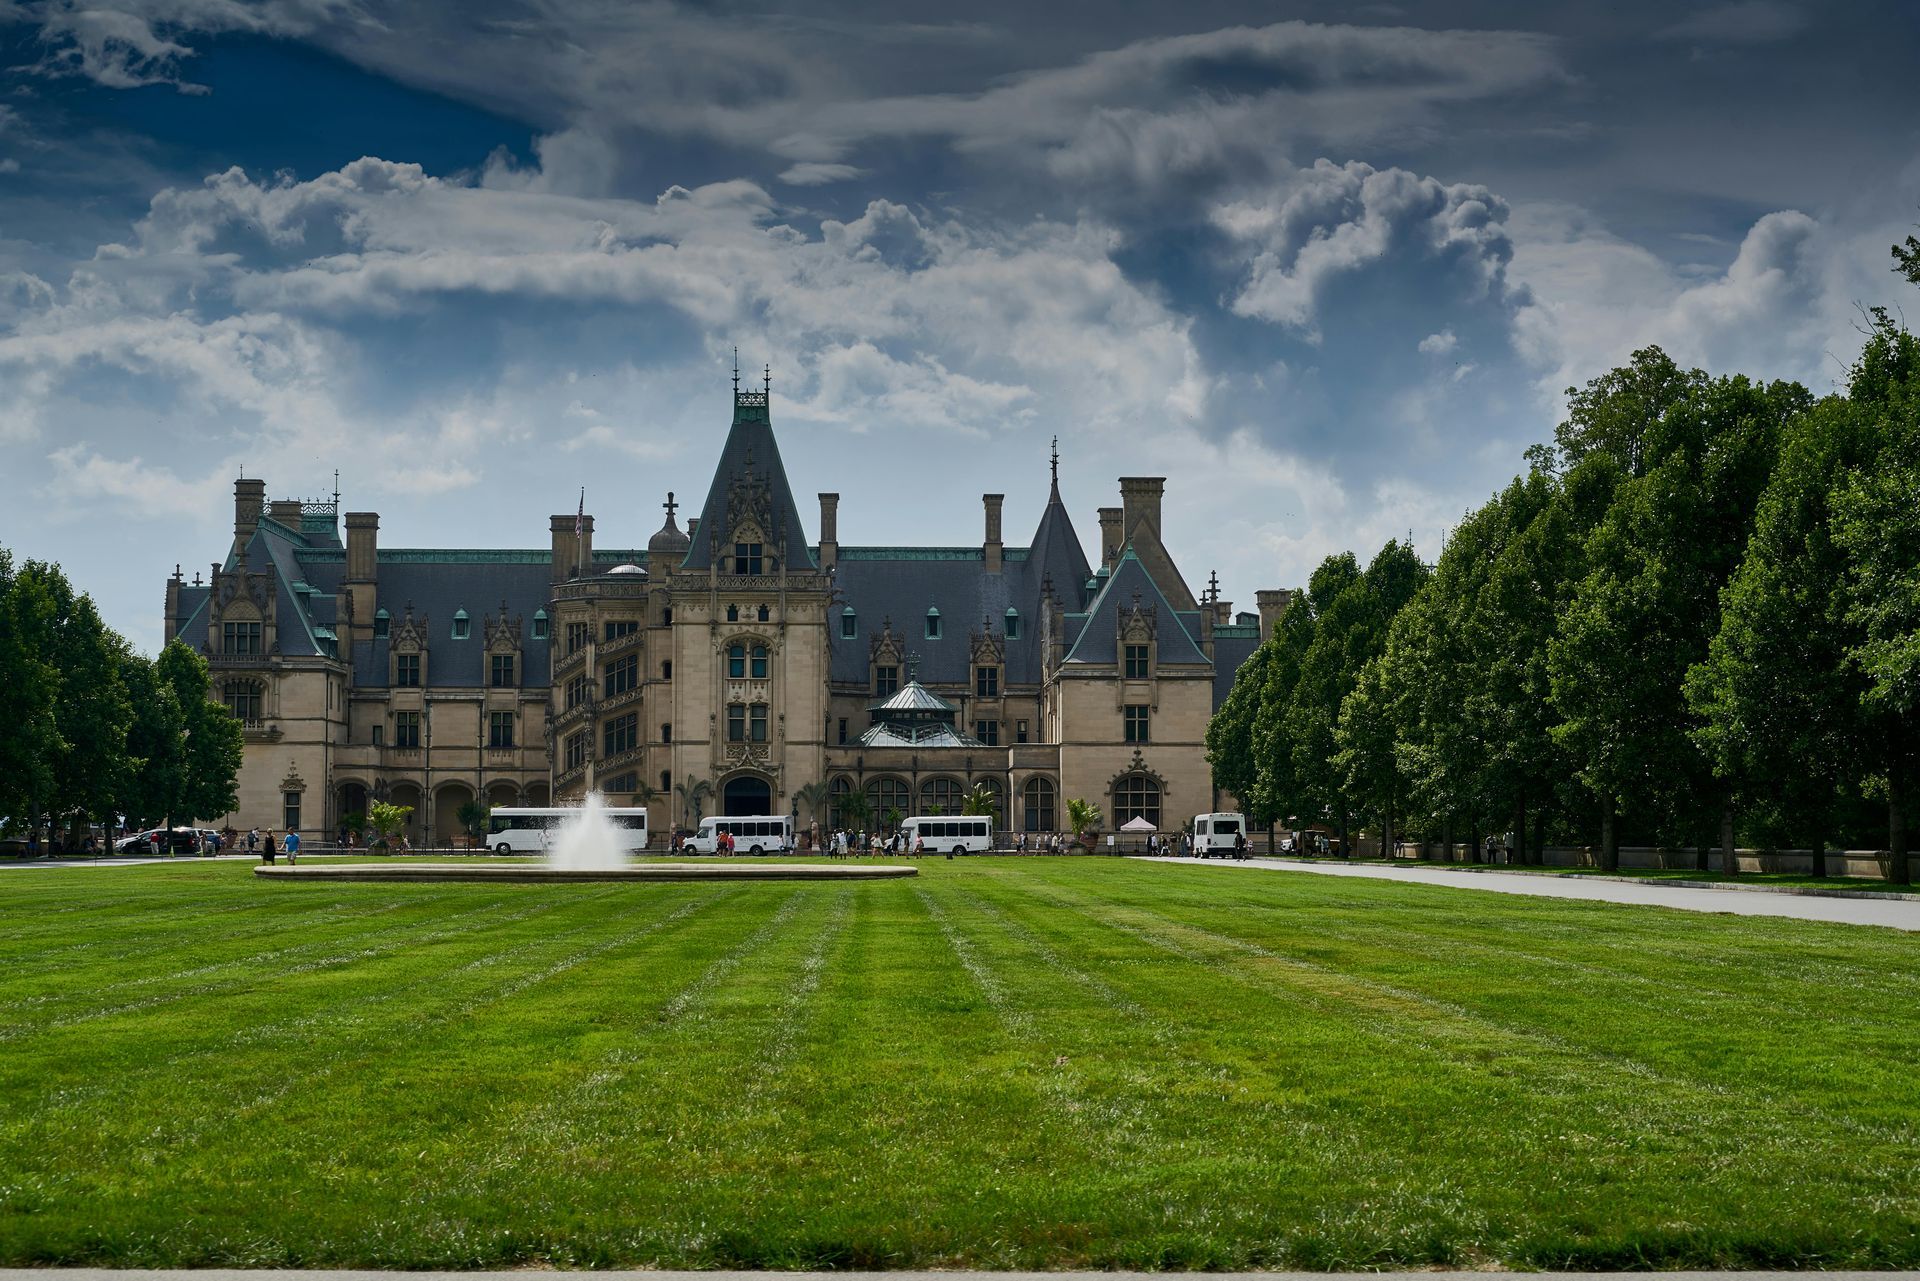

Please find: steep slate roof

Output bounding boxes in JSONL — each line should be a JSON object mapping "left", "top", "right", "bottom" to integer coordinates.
{"left": 827, "top": 476, "right": 1100, "bottom": 689}
{"left": 680, "top": 389, "right": 816, "bottom": 571}
{"left": 1061, "top": 546, "right": 1209, "bottom": 667}
{"left": 1210, "top": 625, "right": 1262, "bottom": 710}
{"left": 354, "top": 559, "right": 557, "bottom": 688}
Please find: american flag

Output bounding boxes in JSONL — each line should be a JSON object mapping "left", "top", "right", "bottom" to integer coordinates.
{"left": 575, "top": 488, "right": 584, "bottom": 539}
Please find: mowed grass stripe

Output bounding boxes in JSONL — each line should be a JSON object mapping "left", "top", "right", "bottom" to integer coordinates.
{"left": 1003, "top": 863, "right": 1920, "bottom": 1265}
{"left": 0, "top": 886, "right": 708, "bottom": 1180}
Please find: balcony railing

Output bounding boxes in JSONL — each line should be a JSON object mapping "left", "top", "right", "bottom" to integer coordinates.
{"left": 599, "top": 684, "right": 644, "bottom": 715}
{"left": 551, "top": 646, "right": 587, "bottom": 681}
{"left": 600, "top": 629, "right": 644, "bottom": 658}
{"left": 599, "top": 745, "right": 647, "bottom": 775}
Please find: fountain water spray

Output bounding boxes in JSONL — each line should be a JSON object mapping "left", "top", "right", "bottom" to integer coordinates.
{"left": 546, "top": 791, "right": 631, "bottom": 871}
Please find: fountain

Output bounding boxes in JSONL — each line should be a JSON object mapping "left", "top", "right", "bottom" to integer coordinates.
{"left": 546, "top": 791, "right": 630, "bottom": 871}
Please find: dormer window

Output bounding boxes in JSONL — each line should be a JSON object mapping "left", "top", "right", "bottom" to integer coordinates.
{"left": 841, "top": 608, "right": 857, "bottom": 640}
{"left": 925, "top": 607, "right": 941, "bottom": 639}
{"left": 531, "top": 608, "right": 548, "bottom": 639}
{"left": 374, "top": 608, "right": 390, "bottom": 639}
{"left": 451, "top": 609, "right": 470, "bottom": 641}
{"left": 1004, "top": 608, "right": 1020, "bottom": 639}
{"left": 734, "top": 542, "right": 763, "bottom": 574}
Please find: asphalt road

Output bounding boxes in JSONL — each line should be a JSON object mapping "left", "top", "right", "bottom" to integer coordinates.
{"left": 1152, "top": 855, "right": 1920, "bottom": 931}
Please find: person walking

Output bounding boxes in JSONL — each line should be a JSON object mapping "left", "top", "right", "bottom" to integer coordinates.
{"left": 261, "top": 829, "right": 277, "bottom": 865}
{"left": 1234, "top": 830, "right": 1248, "bottom": 861}
{"left": 283, "top": 827, "right": 300, "bottom": 865}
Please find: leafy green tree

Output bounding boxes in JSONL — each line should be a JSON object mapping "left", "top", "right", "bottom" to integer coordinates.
{"left": 456, "top": 799, "right": 491, "bottom": 841}
{"left": 153, "top": 640, "right": 245, "bottom": 825}
{"left": 1687, "top": 391, "right": 1878, "bottom": 878}
{"left": 1830, "top": 315, "right": 1920, "bottom": 883}
{"left": 1247, "top": 595, "right": 1315, "bottom": 837}
{"left": 674, "top": 775, "right": 713, "bottom": 826}
{"left": 0, "top": 551, "right": 63, "bottom": 832}
{"left": 119, "top": 651, "right": 184, "bottom": 829}
{"left": 1289, "top": 542, "right": 1426, "bottom": 854}
{"left": 1066, "top": 798, "right": 1102, "bottom": 841}
{"left": 960, "top": 783, "right": 1001, "bottom": 822}
{"left": 25, "top": 565, "right": 134, "bottom": 842}
{"left": 1548, "top": 349, "right": 1805, "bottom": 867}
{"left": 1206, "top": 640, "right": 1280, "bottom": 846}
{"left": 367, "top": 801, "right": 413, "bottom": 849}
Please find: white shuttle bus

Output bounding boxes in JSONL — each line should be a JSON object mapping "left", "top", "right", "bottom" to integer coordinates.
{"left": 901, "top": 814, "right": 993, "bottom": 855}
{"left": 687, "top": 815, "right": 794, "bottom": 854}
{"left": 1192, "top": 812, "right": 1246, "bottom": 857}
{"left": 486, "top": 807, "right": 649, "bottom": 854}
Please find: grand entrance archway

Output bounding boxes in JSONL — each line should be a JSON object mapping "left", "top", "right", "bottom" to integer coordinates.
{"left": 721, "top": 775, "right": 773, "bottom": 816}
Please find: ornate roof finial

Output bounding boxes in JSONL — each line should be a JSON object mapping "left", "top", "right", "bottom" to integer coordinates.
{"left": 1207, "top": 569, "right": 1220, "bottom": 604}
{"left": 1049, "top": 434, "right": 1059, "bottom": 493}
{"left": 763, "top": 363, "right": 771, "bottom": 396}
{"left": 332, "top": 469, "right": 340, "bottom": 505}
{"left": 906, "top": 650, "right": 921, "bottom": 683}
{"left": 664, "top": 491, "right": 678, "bottom": 522}
{"left": 732, "top": 347, "right": 740, "bottom": 396}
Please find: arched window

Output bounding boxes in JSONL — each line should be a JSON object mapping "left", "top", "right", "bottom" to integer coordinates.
{"left": 451, "top": 608, "right": 470, "bottom": 640}
{"left": 1004, "top": 607, "right": 1020, "bottom": 639}
{"left": 751, "top": 644, "right": 768, "bottom": 678}
{"left": 726, "top": 604, "right": 739, "bottom": 622}
{"left": 757, "top": 604, "right": 770, "bottom": 622}
{"left": 866, "top": 776, "right": 909, "bottom": 819}
{"left": 828, "top": 776, "right": 853, "bottom": 829}
{"left": 1022, "top": 777, "right": 1056, "bottom": 833}
{"left": 919, "top": 776, "right": 963, "bottom": 815}
{"left": 1113, "top": 774, "right": 1161, "bottom": 828}
{"left": 925, "top": 606, "right": 942, "bottom": 639}
{"left": 727, "top": 643, "right": 746, "bottom": 678}
{"left": 977, "top": 777, "right": 1003, "bottom": 822}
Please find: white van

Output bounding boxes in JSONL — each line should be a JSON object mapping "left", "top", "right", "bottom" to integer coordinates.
{"left": 687, "top": 815, "right": 794, "bottom": 854}
{"left": 901, "top": 815, "right": 993, "bottom": 855}
{"left": 487, "top": 807, "right": 649, "bottom": 854}
{"left": 1192, "top": 812, "right": 1246, "bottom": 858}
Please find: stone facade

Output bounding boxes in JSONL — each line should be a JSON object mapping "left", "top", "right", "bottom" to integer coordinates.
{"left": 162, "top": 385, "right": 1283, "bottom": 845}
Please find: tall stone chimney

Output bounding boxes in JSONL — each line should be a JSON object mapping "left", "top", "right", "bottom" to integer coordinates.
{"left": 267, "top": 499, "right": 302, "bottom": 529}
{"left": 983, "top": 493, "right": 1004, "bottom": 572}
{"left": 345, "top": 512, "right": 379, "bottom": 640}
{"left": 818, "top": 493, "right": 839, "bottom": 571}
{"left": 551, "top": 513, "right": 594, "bottom": 583}
{"left": 1119, "top": 477, "right": 1165, "bottom": 546}
{"left": 234, "top": 477, "right": 265, "bottom": 552}
{"left": 1256, "top": 589, "right": 1293, "bottom": 641}
{"left": 1097, "top": 507, "right": 1123, "bottom": 570}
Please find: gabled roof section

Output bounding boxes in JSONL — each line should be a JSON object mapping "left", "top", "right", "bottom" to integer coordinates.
{"left": 680, "top": 384, "right": 815, "bottom": 571}
{"left": 1062, "top": 545, "right": 1208, "bottom": 667}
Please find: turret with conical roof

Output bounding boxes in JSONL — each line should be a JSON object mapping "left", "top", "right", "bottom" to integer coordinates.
{"left": 1027, "top": 434, "right": 1093, "bottom": 610}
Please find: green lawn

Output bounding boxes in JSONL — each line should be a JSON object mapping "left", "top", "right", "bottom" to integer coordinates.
{"left": 1, "top": 858, "right": 1916, "bottom": 1270}
{"left": 1263, "top": 855, "right": 1918, "bottom": 896}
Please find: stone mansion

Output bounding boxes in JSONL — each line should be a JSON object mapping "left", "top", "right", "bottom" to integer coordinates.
{"left": 162, "top": 383, "right": 1289, "bottom": 846}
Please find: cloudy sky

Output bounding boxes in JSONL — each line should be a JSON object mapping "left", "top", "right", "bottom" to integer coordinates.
{"left": 3, "top": 0, "right": 1917, "bottom": 653}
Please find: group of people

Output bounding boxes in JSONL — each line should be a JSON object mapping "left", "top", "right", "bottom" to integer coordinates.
{"left": 248, "top": 826, "right": 301, "bottom": 865}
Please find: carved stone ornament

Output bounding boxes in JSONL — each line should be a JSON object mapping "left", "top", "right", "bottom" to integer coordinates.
{"left": 1106, "top": 748, "right": 1167, "bottom": 796}
{"left": 279, "top": 763, "right": 307, "bottom": 793}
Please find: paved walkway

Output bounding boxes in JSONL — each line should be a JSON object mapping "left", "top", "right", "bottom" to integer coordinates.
{"left": 1151, "top": 855, "right": 1920, "bottom": 931}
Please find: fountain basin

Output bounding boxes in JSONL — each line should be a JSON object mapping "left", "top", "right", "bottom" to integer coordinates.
{"left": 255, "top": 862, "right": 917, "bottom": 883}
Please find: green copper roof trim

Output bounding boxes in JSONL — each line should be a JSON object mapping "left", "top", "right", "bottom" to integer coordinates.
{"left": 1213, "top": 624, "right": 1262, "bottom": 639}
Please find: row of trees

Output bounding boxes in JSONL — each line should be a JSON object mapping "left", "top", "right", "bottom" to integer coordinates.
{"left": 0, "top": 552, "right": 244, "bottom": 848}
{"left": 1209, "top": 316, "right": 1920, "bottom": 881}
